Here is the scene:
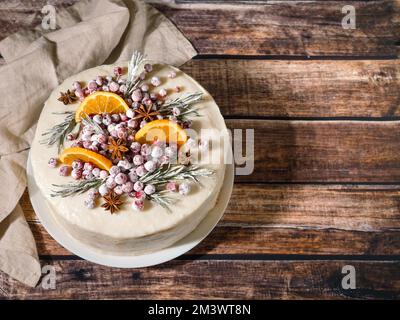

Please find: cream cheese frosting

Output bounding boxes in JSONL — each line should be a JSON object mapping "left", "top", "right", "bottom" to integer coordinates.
{"left": 30, "top": 62, "right": 229, "bottom": 255}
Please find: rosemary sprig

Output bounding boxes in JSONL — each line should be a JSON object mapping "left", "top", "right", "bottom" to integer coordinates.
{"left": 158, "top": 92, "right": 203, "bottom": 121}
{"left": 40, "top": 112, "right": 76, "bottom": 151}
{"left": 125, "top": 50, "right": 147, "bottom": 97}
{"left": 81, "top": 112, "right": 105, "bottom": 134}
{"left": 148, "top": 190, "right": 175, "bottom": 213}
{"left": 51, "top": 178, "right": 104, "bottom": 198}
{"left": 140, "top": 164, "right": 214, "bottom": 186}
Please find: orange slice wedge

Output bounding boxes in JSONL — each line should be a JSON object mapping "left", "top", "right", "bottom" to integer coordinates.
{"left": 135, "top": 120, "right": 188, "bottom": 146}
{"left": 75, "top": 92, "right": 129, "bottom": 122}
{"left": 59, "top": 147, "right": 113, "bottom": 171}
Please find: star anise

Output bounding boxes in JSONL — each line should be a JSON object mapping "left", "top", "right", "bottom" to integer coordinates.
{"left": 101, "top": 192, "right": 124, "bottom": 214}
{"left": 133, "top": 104, "right": 160, "bottom": 122}
{"left": 58, "top": 90, "right": 78, "bottom": 105}
{"left": 107, "top": 137, "right": 129, "bottom": 160}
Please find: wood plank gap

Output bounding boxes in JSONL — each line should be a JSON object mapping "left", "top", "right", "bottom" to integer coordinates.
{"left": 38, "top": 254, "right": 400, "bottom": 262}
{"left": 194, "top": 54, "right": 400, "bottom": 60}
{"left": 224, "top": 116, "right": 400, "bottom": 121}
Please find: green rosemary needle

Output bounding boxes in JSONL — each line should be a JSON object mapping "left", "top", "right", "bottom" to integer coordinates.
{"left": 40, "top": 112, "right": 76, "bottom": 152}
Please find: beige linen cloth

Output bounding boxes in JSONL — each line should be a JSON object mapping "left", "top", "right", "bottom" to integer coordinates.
{"left": 0, "top": 0, "right": 196, "bottom": 287}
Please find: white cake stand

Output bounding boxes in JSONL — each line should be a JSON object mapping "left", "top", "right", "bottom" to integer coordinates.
{"left": 27, "top": 154, "right": 234, "bottom": 268}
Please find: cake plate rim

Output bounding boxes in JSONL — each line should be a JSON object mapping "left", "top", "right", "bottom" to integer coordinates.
{"left": 27, "top": 153, "right": 234, "bottom": 268}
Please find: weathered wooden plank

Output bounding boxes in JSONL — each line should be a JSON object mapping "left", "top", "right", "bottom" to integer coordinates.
{"left": 2, "top": 259, "right": 399, "bottom": 299}
{"left": 228, "top": 120, "right": 400, "bottom": 183}
{"left": 152, "top": 1, "right": 400, "bottom": 56}
{"left": 182, "top": 59, "right": 400, "bottom": 118}
{"left": 2, "top": 59, "right": 398, "bottom": 118}
{"left": 0, "top": 1, "right": 398, "bottom": 56}
{"left": 20, "top": 183, "right": 400, "bottom": 256}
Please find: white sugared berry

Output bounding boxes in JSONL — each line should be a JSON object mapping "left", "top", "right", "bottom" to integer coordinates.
{"left": 109, "top": 165, "right": 121, "bottom": 177}
{"left": 99, "top": 170, "right": 109, "bottom": 179}
{"left": 144, "top": 184, "right": 156, "bottom": 195}
{"left": 131, "top": 142, "right": 141, "bottom": 154}
{"left": 114, "top": 66, "right": 123, "bottom": 77}
{"left": 141, "top": 144, "right": 151, "bottom": 157}
{"left": 132, "top": 199, "right": 144, "bottom": 211}
{"left": 151, "top": 76, "right": 161, "bottom": 87}
{"left": 133, "top": 155, "right": 144, "bottom": 166}
{"left": 84, "top": 162, "right": 95, "bottom": 171}
{"left": 115, "top": 173, "right": 128, "bottom": 185}
{"left": 166, "top": 182, "right": 177, "bottom": 192}
{"left": 71, "top": 169, "right": 82, "bottom": 180}
{"left": 144, "top": 160, "right": 156, "bottom": 172}
{"left": 136, "top": 165, "right": 147, "bottom": 177}
{"left": 128, "top": 171, "right": 138, "bottom": 183}
{"left": 144, "top": 64, "right": 153, "bottom": 73}
{"left": 109, "top": 82, "right": 119, "bottom": 92}
{"left": 141, "top": 84, "right": 149, "bottom": 92}
{"left": 168, "top": 71, "right": 177, "bottom": 79}
{"left": 122, "top": 182, "right": 134, "bottom": 193}
{"left": 48, "top": 158, "right": 58, "bottom": 168}
{"left": 102, "top": 114, "right": 112, "bottom": 126}
{"left": 84, "top": 199, "right": 95, "bottom": 209}
{"left": 93, "top": 114, "right": 103, "bottom": 124}
{"left": 134, "top": 181, "right": 144, "bottom": 192}
{"left": 151, "top": 146, "right": 163, "bottom": 158}
{"left": 179, "top": 182, "right": 191, "bottom": 195}
{"left": 88, "top": 188, "right": 99, "bottom": 200}
{"left": 172, "top": 107, "right": 181, "bottom": 117}
{"left": 96, "top": 76, "right": 104, "bottom": 86}
{"left": 102, "top": 85, "right": 110, "bottom": 92}
{"left": 126, "top": 109, "right": 135, "bottom": 119}
{"left": 118, "top": 159, "right": 133, "bottom": 171}
{"left": 92, "top": 168, "right": 101, "bottom": 178}
{"left": 114, "top": 185, "right": 124, "bottom": 195}
{"left": 73, "top": 81, "right": 82, "bottom": 90}
{"left": 159, "top": 89, "right": 167, "bottom": 97}
{"left": 99, "top": 184, "right": 109, "bottom": 196}
{"left": 106, "top": 177, "right": 117, "bottom": 189}
{"left": 88, "top": 80, "right": 97, "bottom": 91}
{"left": 131, "top": 89, "right": 143, "bottom": 102}
{"left": 119, "top": 84, "right": 127, "bottom": 94}
{"left": 59, "top": 166, "right": 71, "bottom": 177}
{"left": 111, "top": 114, "right": 120, "bottom": 123}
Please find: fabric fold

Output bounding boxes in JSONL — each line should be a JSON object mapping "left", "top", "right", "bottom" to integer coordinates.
{"left": 0, "top": 0, "right": 196, "bottom": 288}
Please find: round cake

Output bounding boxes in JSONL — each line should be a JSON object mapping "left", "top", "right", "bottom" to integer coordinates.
{"left": 30, "top": 54, "right": 229, "bottom": 255}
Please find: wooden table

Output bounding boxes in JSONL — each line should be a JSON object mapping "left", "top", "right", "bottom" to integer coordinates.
{"left": 1, "top": 0, "right": 399, "bottom": 299}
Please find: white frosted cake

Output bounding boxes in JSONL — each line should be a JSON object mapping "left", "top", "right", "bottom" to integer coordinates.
{"left": 30, "top": 54, "right": 229, "bottom": 255}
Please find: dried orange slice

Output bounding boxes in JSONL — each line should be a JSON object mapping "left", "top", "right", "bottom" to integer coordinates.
{"left": 135, "top": 120, "right": 188, "bottom": 146}
{"left": 59, "top": 147, "right": 113, "bottom": 171}
{"left": 75, "top": 92, "right": 129, "bottom": 122}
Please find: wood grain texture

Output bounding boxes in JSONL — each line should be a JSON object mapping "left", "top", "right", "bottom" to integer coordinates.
{"left": 0, "top": 1, "right": 399, "bottom": 56}
{"left": 228, "top": 120, "right": 400, "bottom": 183}
{"left": 20, "top": 184, "right": 400, "bottom": 256}
{"left": 1, "top": 259, "right": 399, "bottom": 299}
{"left": 152, "top": 0, "right": 400, "bottom": 56}
{"left": 182, "top": 59, "right": 400, "bottom": 118}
